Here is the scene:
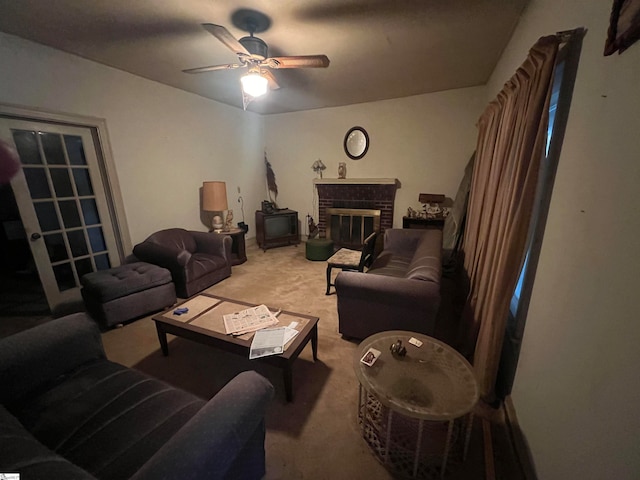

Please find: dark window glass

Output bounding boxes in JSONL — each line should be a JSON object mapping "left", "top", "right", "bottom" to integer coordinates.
{"left": 88, "top": 227, "right": 106, "bottom": 253}
{"left": 12, "top": 130, "right": 42, "bottom": 165}
{"left": 95, "top": 253, "right": 111, "bottom": 270}
{"left": 34, "top": 202, "right": 60, "bottom": 232}
{"left": 81, "top": 199, "right": 100, "bottom": 225}
{"left": 64, "top": 135, "right": 87, "bottom": 165}
{"left": 59, "top": 200, "right": 82, "bottom": 228}
{"left": 53, "top": 262, "right": 76, "bottom": 291}
{"left": 50, "top": 168, "right": 74, "bottom": 198}
{"left": 40, "top": 132, "right": 66, "bottom": 165}
{"left": 75, "top": 258, "right": 94, "bottom": 280}
{"left": 23, "top": 168, "right": 51, "bottom": 199}
{"left": 67, "top": 229, "right": 89, "bottom": 257}
{"left": 72, "top": 168, "right": 93, "bottom": 196}
{"left": 44, "top": 233, "right": 68, "bottom": 262}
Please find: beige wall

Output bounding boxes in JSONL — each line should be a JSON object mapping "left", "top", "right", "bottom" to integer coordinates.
{"left": 263, "top": 88, "right": 484, "bottom": 233}
{"left": 487, "top": 1, "right": 640, "bottom": 478}
{"left": 0, "top": 32, "right": 265, "bottom": 247}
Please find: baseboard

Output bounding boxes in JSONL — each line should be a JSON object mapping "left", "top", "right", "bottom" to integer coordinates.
{"left": 504, "top": 396, "right": 538, "bottom": 480}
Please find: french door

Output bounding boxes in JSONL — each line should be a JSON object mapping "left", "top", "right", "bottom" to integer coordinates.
{"left": 0, "top": 118, "right": 120, "bottom": 312}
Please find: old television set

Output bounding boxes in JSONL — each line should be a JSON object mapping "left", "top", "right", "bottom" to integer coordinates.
{"left": 255, "top": 209, "right": 300, "bottom": 251}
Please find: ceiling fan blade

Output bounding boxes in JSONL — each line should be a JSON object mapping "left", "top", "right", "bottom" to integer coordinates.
{"left": 262, "top": 70, "right": 281, "bottom": 90}
{"left": 202, "top": 23, "right": 250, "bottom": 57}
{"left": 266, "top": 55, "right": 330, "bottom": 69}
{"left": 183, "top": 63, "right": 242, "bottom": 74}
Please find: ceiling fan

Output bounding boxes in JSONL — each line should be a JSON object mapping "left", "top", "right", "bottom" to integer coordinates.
{"left": 183, "top": 9, "right": 330, "bottom": 99}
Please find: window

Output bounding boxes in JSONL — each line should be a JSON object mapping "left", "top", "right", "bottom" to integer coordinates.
{"left": 497, "top": 30, "right": 584, "bottom": 398}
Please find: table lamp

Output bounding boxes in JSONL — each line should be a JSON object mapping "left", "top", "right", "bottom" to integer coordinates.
{"left": 203, "top": 181, "right": 229, "bottom": 232}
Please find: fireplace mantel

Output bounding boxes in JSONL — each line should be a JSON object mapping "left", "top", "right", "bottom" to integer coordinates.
{"left": 313, "top": 178, "right": 400, "bottom": 187}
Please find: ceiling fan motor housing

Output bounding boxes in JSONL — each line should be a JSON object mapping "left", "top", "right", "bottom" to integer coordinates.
{"left": 239, "top": 36, "right": 268, "bottom": 60}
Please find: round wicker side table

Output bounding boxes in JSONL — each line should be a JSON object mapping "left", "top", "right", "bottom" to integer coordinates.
{"left": 354, "top": 331, "right": 479, "bottom": 479}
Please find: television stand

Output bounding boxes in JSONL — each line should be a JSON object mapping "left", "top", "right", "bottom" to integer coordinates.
{"left": 255, "top": 209, "right": 300, "bottom": 251}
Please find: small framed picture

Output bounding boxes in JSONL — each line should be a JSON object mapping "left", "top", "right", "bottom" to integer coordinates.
{"left": 360, "top": 347, "right": 381, "bottom": 367}
{"left": 604, "top": 0, "right": 640, "bottom": 55}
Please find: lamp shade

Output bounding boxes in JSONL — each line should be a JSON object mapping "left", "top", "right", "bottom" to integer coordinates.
{"left": 202, "top": 181, "right": 228, "bottom": 211}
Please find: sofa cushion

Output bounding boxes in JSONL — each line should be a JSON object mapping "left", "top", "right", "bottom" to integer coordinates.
{"left": 405, "top": 231, "right": 443, "bottom": 283}
{"left": 12, "top": 360, "right": 205, "bottom": 480}
{"left": 147, "top": 228, "right": 198, "bottom": 253}
{"left": 80, "top": 262, "right": 172, "bottom": 302}
{"left": 186, "top": 252, "right": 229, "bottom": 282}
{"left": 0, "top": 405, "right": 95, "bottom": 479}
{"left": 368, "top": 250, "right": 413, "bottom": 278}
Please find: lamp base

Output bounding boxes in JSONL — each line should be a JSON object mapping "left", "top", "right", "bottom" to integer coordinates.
{"left": 212, "top": 215, "right": 224, "bottom": 233}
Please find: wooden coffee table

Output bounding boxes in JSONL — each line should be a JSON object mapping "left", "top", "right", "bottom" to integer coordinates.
{"left": 152, "top": 293, "right": 318, "bottom": 401}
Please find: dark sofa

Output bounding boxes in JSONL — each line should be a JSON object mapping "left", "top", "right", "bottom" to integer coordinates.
{"left": 132, "top": 228, "right": 232, "bottom": 298}
{"left": 336, "top": 228, "right": 442, "bottom": 339}
{"left": 0, "top": 313, "right": 273, "bottom": 479}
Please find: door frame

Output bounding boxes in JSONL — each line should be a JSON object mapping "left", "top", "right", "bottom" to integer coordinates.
{"left": 1, "top": 103, "right": 131, "bottom": 259}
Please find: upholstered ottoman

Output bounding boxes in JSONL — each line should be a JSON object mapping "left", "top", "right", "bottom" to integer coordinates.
{"left": 81, "top": 262, "right": 176, "bottom": 328}
{"left": 305, "top": 238, "right": 334, "bottom": 261}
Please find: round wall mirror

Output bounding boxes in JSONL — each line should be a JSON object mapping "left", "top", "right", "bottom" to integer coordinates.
{"left": 344, "top": 126, "right": 369, "bottom": 160}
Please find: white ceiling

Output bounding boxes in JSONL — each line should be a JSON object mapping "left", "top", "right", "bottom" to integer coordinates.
{"left": 0, "top": 0, "right": 528, "bottom": 115}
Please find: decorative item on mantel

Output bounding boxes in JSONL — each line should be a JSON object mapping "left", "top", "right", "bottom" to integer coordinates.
{"left": 338, "top": 162, "right": 347, "bottom": 179}
{"left": 312, "top": 159, "right": 326, "bottom": 178}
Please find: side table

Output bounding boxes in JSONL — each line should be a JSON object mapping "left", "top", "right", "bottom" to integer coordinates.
{"left": 212, "top": 228, "right": 247, "bottom": 265}
{"left": 402, "top": 216, "right": 445, "bottom": 229}
{"left": 354, "top": 331, "right": 478, "bottom": 479}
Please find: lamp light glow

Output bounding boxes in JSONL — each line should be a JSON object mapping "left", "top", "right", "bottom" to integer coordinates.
{"left": 241, "top": 71, "right": 268, "bottom": 98}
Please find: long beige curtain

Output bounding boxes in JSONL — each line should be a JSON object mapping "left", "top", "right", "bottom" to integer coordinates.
{"left": 461, "top": 36, "right": 559, "bottom": 400}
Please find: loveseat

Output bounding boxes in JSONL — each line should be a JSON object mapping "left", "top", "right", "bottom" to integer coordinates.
{"left": 0, "top": 313, "right": 274, "bottom": 479}
{"left": 132, "top": 228, "right": 232, "bottom": 298}
{"left": 335, "top": 228, "right": 442, "bottom": 339}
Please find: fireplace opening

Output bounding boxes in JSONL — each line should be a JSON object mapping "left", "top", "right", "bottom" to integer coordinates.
{"left": 326, "top": 208, "right": 380, "bottom": 249}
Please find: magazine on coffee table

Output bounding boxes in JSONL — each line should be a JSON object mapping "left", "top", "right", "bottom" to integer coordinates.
{"left": 223, "top": 304, "right": 279, "bottom": 335}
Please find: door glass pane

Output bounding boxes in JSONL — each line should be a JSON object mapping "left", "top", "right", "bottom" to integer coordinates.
{"left": 23, "top": 167, "right": 51, "bottom": 199}
{"left": 64, "top": 135, "right": 87, "bottom": 165}
{"left": 12, "top": 130, "right": 42, "bottom": 164}
{"left": 72, "top": 168, "right": 93, "bottom": 196}
{"left": 81, "top": 198, "right": 100, "bottom": 225}
{"left": 53, "top": 262, "right": 76, "bottom": 291}
{"left": 88, "top": 227, "right": 106, "bottom": 253}
{"left": 40, "top": 132, "right": 66, "bottom": 165}
{"left": 44, "top": 233, "right": 68, "bottom": 262}
{"left": 35, "top": 202, "right": 60, "bottom": 232}
{"left": 58, "top": 200, "right": 82, "bottom": 228}
{"left": 75, "top": 258, "right": 94, "bottom": 280}
{"left": 50, "top": 168, "right": 74, "bottom": 198}
{"left": 95, "top": 253, "right": 111, "bottom": 271}
{"left": 67, "top": 229, "right": 89, "bottom": 257}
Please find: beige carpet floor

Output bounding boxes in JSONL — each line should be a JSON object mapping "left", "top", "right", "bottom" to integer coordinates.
{"left": 98, "top": 240, "right": 521, "bottom": 480}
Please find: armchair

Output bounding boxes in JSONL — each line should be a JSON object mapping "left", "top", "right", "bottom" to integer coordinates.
{"left": 133, "top": 228, "right": 232, "bottom": 298}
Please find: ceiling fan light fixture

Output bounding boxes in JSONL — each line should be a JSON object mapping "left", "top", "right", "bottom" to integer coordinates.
{"left": 241, "top": 71, "right": 268, "bottom": 97}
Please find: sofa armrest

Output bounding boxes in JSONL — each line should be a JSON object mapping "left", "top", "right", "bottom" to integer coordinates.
{"left": 0, "top": 313, "right": 105, "bottom": 406}
{"left": 130, "top": 370, "right": 274, "bottom": 480}
{"left": 337, "top": 271, "right": 439, "bottom": 307}
{"left": 133, "top": 241, "right": 192, "bottom": 270}
{"left": 336, "top": 271, "right": 441, "bottom": 339}
{"left": 191, "top": 231, "right": 232, "bottom": 262}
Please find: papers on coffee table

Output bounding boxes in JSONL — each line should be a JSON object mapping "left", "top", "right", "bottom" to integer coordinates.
{"left": 249, "top": 325, "right": 300, "bottom": 359}
{"left": 223, "top": 304, "right": 279, "bottom": 335}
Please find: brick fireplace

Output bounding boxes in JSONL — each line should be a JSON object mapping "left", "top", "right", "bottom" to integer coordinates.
{"left": 313, "top": 178, "right": 400, "bottom": 241}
